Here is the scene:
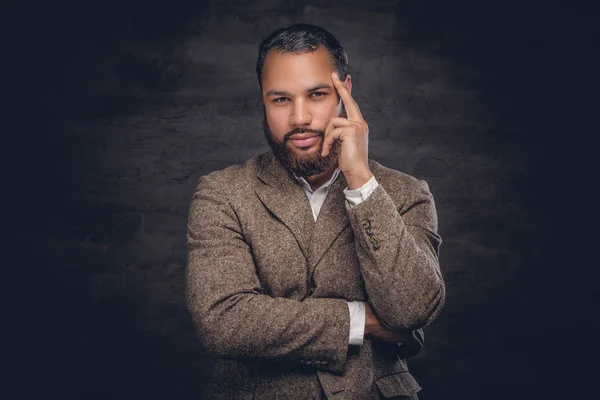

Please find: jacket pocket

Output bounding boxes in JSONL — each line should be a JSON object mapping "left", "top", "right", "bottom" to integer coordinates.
{"left": 375, "top": 371, "right": 422, "bottom": 398}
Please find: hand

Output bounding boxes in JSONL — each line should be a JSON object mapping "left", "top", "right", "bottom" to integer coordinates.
{"left": 322, "top": 72, "right": 373, "bottom": 190}
{"left": 364, "top": 303, "right": 414, "bottom": 344}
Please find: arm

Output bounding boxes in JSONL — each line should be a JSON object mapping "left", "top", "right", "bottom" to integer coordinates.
{"left": 345, "top": 178, "right": 445, "bottom": 331}
{"left": 185, "top": 174, "right": 350, "bottom": 373}
{"left": 322, "top": 73, "right": 443, "bottom": 335}
{"left": 345, "top": 175, "right": 431, "bottom": 357}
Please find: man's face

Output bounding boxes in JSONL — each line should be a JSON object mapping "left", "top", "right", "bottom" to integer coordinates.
{"left": 261, "top": 46, "right": 351, "bottom": 177}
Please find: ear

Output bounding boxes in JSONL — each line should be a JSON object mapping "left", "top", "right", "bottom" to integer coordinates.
{"left": 343, "top": 74, "right": 353, "bottom": 95}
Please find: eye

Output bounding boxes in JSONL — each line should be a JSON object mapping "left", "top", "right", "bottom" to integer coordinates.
{"left": 273, "top": 97, "right": 289, "bottom": 103}
{"left": 310, "top": 92, "right": 326, "bottom": 99}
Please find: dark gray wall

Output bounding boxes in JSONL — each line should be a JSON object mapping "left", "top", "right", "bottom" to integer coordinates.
{"left": 6, "top": 0, "right": 595, "bottom": 399}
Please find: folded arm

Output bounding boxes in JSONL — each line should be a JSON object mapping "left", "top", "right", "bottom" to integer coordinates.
{"left": 186, "top": 175, "right": 351, "bottom": 373}
{"left": 345, "top": 177, "right": 445, "bottom": 332}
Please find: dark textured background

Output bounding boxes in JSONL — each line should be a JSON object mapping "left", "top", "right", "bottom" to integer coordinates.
{"left": 5, "top": 0, "right": 596, "bottom": 399}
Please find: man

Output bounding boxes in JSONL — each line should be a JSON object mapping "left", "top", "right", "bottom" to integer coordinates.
{"left": 186, "top": 23, "right": 445, "bottom": 399}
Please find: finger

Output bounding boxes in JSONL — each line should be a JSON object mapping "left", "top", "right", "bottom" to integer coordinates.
{"left": 332, "top": 72, "right": 364, "bottom": 122}
{"left": 382, "top": 330, "right": 406, "bottom": 343}
{"left": 321, "top": 127, "right": 345, "bottom": 157}
{"left": 327, "top": 116, "right": 355, "bottom": 130}
{"left": 324, "top": 117, "right": 353, "bottom": 144}
{"left": 331, "top": 73, "right": 360, "bottom": 120}
{"left": 322, "top": 117, "right": 351, "bottom": 156}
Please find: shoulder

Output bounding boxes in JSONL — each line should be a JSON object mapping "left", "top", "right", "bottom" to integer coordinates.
{"left": 368, "top": 159, "right": 432, "bottom": 199}
{"left": 194, "top": 155, "right": 262, "bottom": 194}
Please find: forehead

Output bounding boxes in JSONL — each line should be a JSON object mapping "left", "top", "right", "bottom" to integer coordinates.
{"left": 261, "top": 46, "right": 334, "bottom": 91}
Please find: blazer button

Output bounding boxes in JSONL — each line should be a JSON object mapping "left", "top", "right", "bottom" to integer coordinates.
{"left": 369, "top": 236, "right": 380, "bottom": 250}
{"left": 365, "top": 228, "right": 373, "bottom": 237}
{"left": 361, "top": 219, "right": 371, "bottom": 230}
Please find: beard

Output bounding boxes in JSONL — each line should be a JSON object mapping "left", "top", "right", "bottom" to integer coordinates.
{"left": 262, "top": 103, "right": 345, "bottom": 177}
{"left": 262, "top": 119, "right": 341, "bottom": 177}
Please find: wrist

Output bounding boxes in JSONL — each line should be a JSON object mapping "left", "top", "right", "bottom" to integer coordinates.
{"left": 363, "top": 304, "right": 375, "bottom": 335}
{"left": 346, "top": 167, "right": 373, "bottom": 190}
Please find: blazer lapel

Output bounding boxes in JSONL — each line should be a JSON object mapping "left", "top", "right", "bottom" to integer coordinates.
{"left": 307, "top": 171, "right": 351, "bottom": 276}
{"left": 254, "top": 151, "right": 314, "bottom": 260}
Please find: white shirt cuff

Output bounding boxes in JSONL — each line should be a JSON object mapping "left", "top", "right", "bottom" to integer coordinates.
{"left": 347, "top": 301, "right": 366, "bottom": 346}
{"left": 343, "top": 175, "right": 379, "bottom": 206}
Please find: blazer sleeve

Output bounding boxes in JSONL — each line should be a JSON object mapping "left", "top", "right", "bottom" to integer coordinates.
{"left": 186, "top": 174, "right": 351, "bottom": 373}
{"left": 345, "top": 178, "right": 445, "bottom": 331}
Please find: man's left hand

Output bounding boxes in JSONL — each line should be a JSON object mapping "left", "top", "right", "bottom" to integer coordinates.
{"left": 364, "top": 303, "right": 415, "bottom": 344}
{"left": 322, "top": 72, "right": 373, "bottom": 190}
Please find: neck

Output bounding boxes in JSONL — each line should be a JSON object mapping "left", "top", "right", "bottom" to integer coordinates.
{"left": 303, "top": 163, "right": 338, "bottom": 192}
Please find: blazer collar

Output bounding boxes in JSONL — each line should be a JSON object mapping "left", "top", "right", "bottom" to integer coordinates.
{"left": 307, "top": 169, "right": 350, "bottom": 276}
{"left": 254, "top": 151, "right": 351, "bottom": 273}
{"left": 254, "top": 151, "right": 314, "bottom": 260}
{"left": 292, "top": 167, "right": 342, "bottom": 195}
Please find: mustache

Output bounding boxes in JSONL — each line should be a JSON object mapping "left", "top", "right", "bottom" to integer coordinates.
{"left": 283, "top": 127, "right": 325, "bottom": 143}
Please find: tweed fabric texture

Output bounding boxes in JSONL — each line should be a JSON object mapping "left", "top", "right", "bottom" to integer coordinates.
{"left": 186, "top": 150, "right": 445, "bottom": 399}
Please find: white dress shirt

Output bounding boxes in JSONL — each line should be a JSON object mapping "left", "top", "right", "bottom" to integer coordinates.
{"left": 293, "top": 168, "right": 379, "bottom": 346}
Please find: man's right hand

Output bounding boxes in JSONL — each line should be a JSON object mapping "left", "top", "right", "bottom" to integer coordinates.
{"left": 364, "top": 303, "right": 414, "bottom": 344}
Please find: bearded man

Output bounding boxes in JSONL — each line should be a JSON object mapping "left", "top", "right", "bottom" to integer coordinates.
{"left": 186, "top": 23, "right": 445, "bottom": 400}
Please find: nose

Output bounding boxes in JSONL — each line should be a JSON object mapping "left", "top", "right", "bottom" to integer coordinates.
{"left": 289, "top": 99, "right": 312, "bottom": 127}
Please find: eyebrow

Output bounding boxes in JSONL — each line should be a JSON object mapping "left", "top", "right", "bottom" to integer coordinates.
{"left": 265, "top": 83, "right": 332, "bottom": 97}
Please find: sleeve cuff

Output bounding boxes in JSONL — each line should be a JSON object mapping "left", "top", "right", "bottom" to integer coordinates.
{"left": 344, "top": 175, "right": 379, "bottom": 206}
{"left": 347, "top": 301, "right": 366, "bottom": 346}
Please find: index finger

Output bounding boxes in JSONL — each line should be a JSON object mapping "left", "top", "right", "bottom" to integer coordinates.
{"left": 332, "top": 72, "right": 364, "bottom": 122}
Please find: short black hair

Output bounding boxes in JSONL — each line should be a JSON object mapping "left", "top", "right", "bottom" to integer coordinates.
{"left": 255, "top": 23, "right": 349, "bottom": 90}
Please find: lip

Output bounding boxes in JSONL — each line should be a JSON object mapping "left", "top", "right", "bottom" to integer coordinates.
{"left": 289, "top": 134, "right": 320, "bottom": 148}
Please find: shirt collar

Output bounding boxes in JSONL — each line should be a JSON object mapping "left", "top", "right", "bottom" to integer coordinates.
{"left": 293, "top": 167, "right": 342, "bottom": 194}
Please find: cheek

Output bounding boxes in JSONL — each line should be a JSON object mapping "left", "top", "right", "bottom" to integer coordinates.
{"left": 265, "top": 108, "right": 288, "bottom": 134}
{"left": 314, "top": 99, "right": 340, "bottom": 122}
{"left": 266, "top": 107, "right": 289, "bottom": 129}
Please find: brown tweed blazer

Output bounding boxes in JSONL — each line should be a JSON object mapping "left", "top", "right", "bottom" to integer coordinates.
{"left": 186, "top": 150, "right": 445, "bottom": 399}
